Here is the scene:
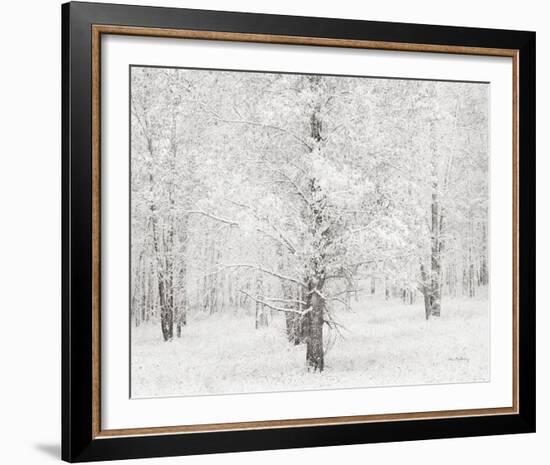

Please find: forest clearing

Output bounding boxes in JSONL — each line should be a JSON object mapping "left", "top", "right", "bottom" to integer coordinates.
{"left": 131, "top": 294, "right": 489, "bottom": 397}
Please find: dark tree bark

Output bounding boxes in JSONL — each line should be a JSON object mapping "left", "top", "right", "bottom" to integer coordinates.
{"left": 420, "top": 263, "right": 431, "bottom": 320}
{"left": 305, "top": 282, "right": 324, "bottom": 372}
{"left": 420, "top": 155, "right": 444, "bottom": 320}
{"left": 131, "top": 250, "right": 144, "bottom": 327}
{"left": 176, "top": 260, "right": 188, "bottom": 338}
{"left": 429, "top": 184, "right": 442, "bottom": 317}
{"left": 142, "top": 129, "right": 176, "bottom": 341}
{"left": 158, "top": 270, "right": 174, "bottom": 341}
{"left": 480, "top": 223, "right": 489, "bottom": 286}
{"left": 146, "top": 265, "right": 154, "bottom": 322}
{"left": 139, "top": 257, "right": 147, "bottom": 323}
{"left": 150, "top": 197, "right": 175, "bottom": 341}
{"left": 302, "top": 83, "right": 327, "bottom": 371}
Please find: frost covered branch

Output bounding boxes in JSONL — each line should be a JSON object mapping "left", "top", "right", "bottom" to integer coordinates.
{"left": 225, "top": 198, "right": 298, "bottom": 254}
{"left": 206, "top": 263, "right": 307, "bottom": 288}
{"left": 183, "top": 209, "right": 239, "bottom": 227}
{"left": 270, "top": 168, "right": 314, "bottom": 208}
{"left": 205, "top": 107, "right": 313, "bottom": 151}
{"left": 328, "top": 296, "right": 354, "bottom": 312}
{"left": 261, "top": 296, "right": 308, "bottom": 306}
{"left": 239, "top": 290, "right": 311, "bottom": 316}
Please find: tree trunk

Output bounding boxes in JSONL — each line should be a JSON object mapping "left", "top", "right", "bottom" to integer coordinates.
{"left": 158, "top": 272, "right": 174, "bottom": 341}
{"left": 429, "top": 184, "right": 442, "bottom": 317}
{"left": 283, "top": 283, "right": 305, "bottom": 344}
{"left": 420, "top": 263, "right": 431, "bottom": 320}
{"left": 306, "top": 286, "right": 324, "bottom": 372}
{"left": 151, "top": 204, "right": 174, "bottom": 341}
{"left": 303, "top": 77, "right": 326, "bottom": 371}
{"left": 480, "top": 223, "right": 489, "bottom": 286}
{"left": 176, "top": 261, "right": 187, "bottom": 338}
{"left": 140, "top": 261, "right": 146, "bottom": 323}
{"left": 285, "top": 313, "right": 304, "bottom": 345}
{"left": 146, "top": 265, "right": 154, "bottom": 322}
{"left": 255, "top": 302, "right": 268, "bottom": 329}
{"left": 419, "top": 176, "right": 444, "bottom": 320}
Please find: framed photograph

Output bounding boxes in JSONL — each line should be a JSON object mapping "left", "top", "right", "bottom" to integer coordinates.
{"left": 62, "top": 1, "right": 535, "bottom": 462}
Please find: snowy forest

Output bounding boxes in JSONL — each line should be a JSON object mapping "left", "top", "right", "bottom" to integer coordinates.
{"left": 130, "top": 66, "right": 490, "bottom": 398}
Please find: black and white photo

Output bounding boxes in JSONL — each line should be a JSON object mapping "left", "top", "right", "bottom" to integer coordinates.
{"left": 130, "top": 66, "right": 490, "bottom": 398}
{"left": 61, "top": 4, "right": 535, "bottom": 461}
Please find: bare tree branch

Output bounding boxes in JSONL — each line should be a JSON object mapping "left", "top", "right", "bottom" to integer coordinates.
{"left": 323, "top": 312, "right": 348, "bottom": 340}
{"left": 270, "top": 168, "right": 314, "bottom": 208}
{"left": 183, "top": 209, "right": 239, "bottom": 227}
{"left": 261, "top": 296, "right": 307, "bottom": 306}
{"left": 239, "top": 290, "right": 311, "bottom": 316}
{"left": 215, "top": 117, "right": 313, "bottom": 151}
{"left": 331, "top": 288, "right": 367, "bottom": 298}
{"left": 225, "top": 198, "right": 298, "bottom": 254}
{"left": 206, "top": 263, "right": 307, "bottom": 288}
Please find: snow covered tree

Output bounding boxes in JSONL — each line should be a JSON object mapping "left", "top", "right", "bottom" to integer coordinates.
{"left": 130, "top": 67, "right": 489, "bottom": 373}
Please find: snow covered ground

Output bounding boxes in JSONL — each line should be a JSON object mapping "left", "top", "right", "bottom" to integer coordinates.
{"left": 130, "top": 296, "right": 489, "bottom": 398}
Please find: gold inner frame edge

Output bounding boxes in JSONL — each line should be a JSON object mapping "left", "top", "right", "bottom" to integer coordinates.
{"left": 90, "top": 24, "right": 520, "bottom": 439}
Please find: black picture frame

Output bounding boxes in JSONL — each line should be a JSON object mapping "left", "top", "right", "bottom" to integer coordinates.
{"left": 62, "top": 1, "right": 535, "bottom": 462}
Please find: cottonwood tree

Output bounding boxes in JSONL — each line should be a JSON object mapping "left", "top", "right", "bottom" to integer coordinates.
{"left": 186, "top": 73, "right": 412, "bottom": 371}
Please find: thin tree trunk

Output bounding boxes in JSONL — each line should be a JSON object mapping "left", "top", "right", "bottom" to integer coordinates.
{"left": 430, "top": 184, "right": 442, "bottom": 317}
{"left": 176, "top": 260, "right": 187, "bottom": 338}
{"left": 420, "top": 263, "right": 431, "bottom": 320}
